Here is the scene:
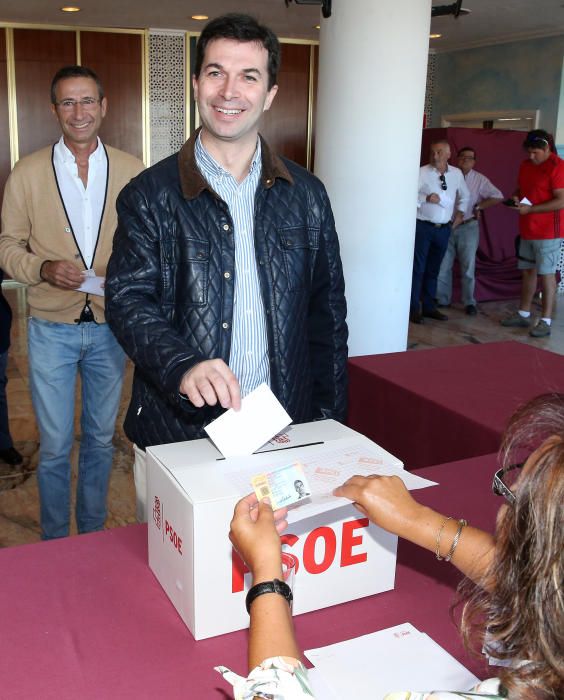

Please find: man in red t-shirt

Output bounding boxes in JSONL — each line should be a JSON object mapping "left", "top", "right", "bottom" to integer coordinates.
{"left": 501, "top": 129, "right": 564, "bottom": 337}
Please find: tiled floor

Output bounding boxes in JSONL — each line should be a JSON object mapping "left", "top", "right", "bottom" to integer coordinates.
{"left": 0, "top": 282, "right": 562, "bottom": 547}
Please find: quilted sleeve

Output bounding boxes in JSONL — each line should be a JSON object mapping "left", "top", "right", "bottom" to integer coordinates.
{"left": 307, "top": 184, "right": 348, "bottom": 422}
{"left": 105, "top": 179, "right": 203, "bottom": 407}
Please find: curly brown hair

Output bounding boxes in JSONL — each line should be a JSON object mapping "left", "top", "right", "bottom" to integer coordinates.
{"left": 460, "top": 394, "right": 564, "bottom": 699}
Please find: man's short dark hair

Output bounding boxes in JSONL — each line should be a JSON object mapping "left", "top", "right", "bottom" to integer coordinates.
{"left": 523, "top": 128, "right": 555, "bottom": 153}
{"left": 51, "top": 65, "right": 104, "bottom": 104}
{"left": 430, "top": 139, "right": 450, "bottom": 148}
{"left": 458, "top": 146, "right": 476, "bottom": 158}
{"left": 194, "top": 14, "right": 281, "bottom": 91}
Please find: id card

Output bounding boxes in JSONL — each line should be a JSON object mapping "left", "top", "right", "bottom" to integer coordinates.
{"left": 251, "top": 462, "right": 311, "bottom": 510}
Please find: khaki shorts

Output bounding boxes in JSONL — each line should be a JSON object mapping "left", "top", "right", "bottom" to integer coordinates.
{"left": 518, "top": 238, "right": 563, "bottom": 274}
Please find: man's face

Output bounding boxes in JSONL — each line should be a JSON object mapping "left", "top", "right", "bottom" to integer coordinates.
{"left": 51, "top": 77, "right": 106, "bottom": 150}
{"left": 527, "top": 145, "right": 551, "bottom": 165}
{"left": 193, "top": 38, "right": 278, "bottom": 148}
{"left": 457, "top": 150, "right": 475, "bottom": 175}
{"left": 430, "top": 142, "right": 451, "bottom": 170}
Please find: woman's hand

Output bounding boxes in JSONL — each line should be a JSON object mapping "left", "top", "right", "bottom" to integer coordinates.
{"left": 333, "top": 474, "right": 425, "bottom": 539}
{"left": 229, "top": 494, "right": 288, "bottom": 581}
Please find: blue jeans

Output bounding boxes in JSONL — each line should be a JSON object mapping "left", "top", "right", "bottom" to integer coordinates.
{"left": 436, "top": 219, "right": 480, "bottom": 306}
{"left": 411, "top": 220, "right": 451, "bottom": 312}
{"left": 28, "top": 318, "right": 125, "bottom": 540}
{"left": 0, "top": 350, "right": 13, "bottom": 450}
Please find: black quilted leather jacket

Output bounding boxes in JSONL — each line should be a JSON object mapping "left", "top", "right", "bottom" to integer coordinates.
{"left": 105, "top": 131, "right": 348, "bottom": 449}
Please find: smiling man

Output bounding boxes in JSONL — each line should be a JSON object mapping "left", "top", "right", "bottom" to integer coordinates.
{"left": 105, "top": 14, "right": 348, "bottom": 522}
{"left": 0, "top": 65, "right": 144, "bottom": 539}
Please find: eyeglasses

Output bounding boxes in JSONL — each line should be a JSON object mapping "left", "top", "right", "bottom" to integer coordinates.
{"left": 492, "top": 463, "right": 524, "bottom": 504}
{"left": 439, "top": 174, "right": 447, "bottom": 191}
{"left": 458, "top": 155, "right": 475, "bottom": 161}
{"left": 54, "top": 98, "right": 101, "bottom": 111}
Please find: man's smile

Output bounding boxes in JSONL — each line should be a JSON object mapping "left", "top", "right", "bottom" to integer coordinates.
{"left": 214, "top": 106, "right": 243, "bottom": 115}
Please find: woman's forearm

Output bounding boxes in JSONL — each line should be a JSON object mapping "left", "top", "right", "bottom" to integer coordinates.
{"left": 401, "top": 505, "right": 495, "bottom": 583}
{"left": 247, "top": 564, "right": 301, "bottom": 670}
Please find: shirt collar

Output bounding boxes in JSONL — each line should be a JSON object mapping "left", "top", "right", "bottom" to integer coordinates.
{"left": 55, "top": 135, "right": 103, "bottom": 163}
{"left": 194, "top": 132, "right": 261, "bottom": 181}
{"left": 430, "top": 163, "right": 449, "bottom": 174}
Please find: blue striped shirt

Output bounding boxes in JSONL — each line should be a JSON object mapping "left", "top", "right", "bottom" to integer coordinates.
{"left": 194, "top": 135, "right": 270, "bottom": 396}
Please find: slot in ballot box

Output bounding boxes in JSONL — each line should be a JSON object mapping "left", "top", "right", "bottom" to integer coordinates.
{"left": 147, "top": 420, "right": 400, "bottom": 640}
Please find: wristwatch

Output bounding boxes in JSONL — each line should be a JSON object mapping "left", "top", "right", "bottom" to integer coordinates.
{"left": 245, "top": 579, "right": 293, "bottom": 613}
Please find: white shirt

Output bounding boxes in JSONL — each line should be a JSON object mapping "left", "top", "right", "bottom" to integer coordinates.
{"left": 53, "top": 136, "right": 107, "bottom": 269}
{"left": 460, "top": 168, "right": 503, "bottom": 220}
{"left": 194, "top": 135, "right": 270, "bottom": 397}
{"left": 417, "top": 164, "right": 470, "bottom": 224}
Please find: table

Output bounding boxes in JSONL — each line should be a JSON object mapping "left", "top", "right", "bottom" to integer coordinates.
{"left": 348, "top": 340, "right": 564, "bottom": 469}
{"left": 0, "top": 454, "right": 501, "bottom": 699}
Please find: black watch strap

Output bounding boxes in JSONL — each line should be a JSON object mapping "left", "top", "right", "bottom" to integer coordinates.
{"left": 245, "top": 578, "right": 293, "bottom": 614}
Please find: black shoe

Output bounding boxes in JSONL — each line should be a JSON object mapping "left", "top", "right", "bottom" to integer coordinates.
{"left": 409, "top": 311, "right": 423, "bottom": 324}
{"left": 422, "top": 308, "right": 448, "bottom": 321}
{"left": 0, "top": 446, "right": 23, "bottom": 465}
{"left": 465, "top": 305, "right": 477, "bottom": 316}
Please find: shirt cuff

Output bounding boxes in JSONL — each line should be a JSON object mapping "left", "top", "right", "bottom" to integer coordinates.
{"left": 215, "top": 656, "right": 314, "bottom": 699}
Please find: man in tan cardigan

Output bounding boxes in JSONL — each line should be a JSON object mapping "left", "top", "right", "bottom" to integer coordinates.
{"left": 0, "top": 65, "right": 143, "bottom": 539}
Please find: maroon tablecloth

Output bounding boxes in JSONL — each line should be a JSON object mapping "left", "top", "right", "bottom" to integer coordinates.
{"left": 348, "top": 341, "right": 564, "bottom": 469}
{"left": 0, "top": 454, "right": 501, "bottom": 699}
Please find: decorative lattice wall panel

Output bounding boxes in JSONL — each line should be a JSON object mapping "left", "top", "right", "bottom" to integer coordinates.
{"left": 149, "top": 31, "right": 185, "bottom": 165}
{"left": 425, "top": 53, "right": 436, "bottom": 127}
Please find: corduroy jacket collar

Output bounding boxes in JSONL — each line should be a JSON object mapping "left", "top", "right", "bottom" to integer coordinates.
{"left": 177, "top": 127, "right": 294, "bottom": 200}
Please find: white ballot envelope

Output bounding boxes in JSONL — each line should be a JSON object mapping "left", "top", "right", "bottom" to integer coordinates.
{"left": 204, "top": 383, "right": 291, "bottom": 457}
{"left": 305, "top": 623, "right": 480, "bottom": 697}
{"left": 77, "top": 269, "right": 105, "bottom": 297}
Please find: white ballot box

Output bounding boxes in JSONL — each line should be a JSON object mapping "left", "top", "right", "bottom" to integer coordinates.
{"left": 147, "top": 420, "right": 401, "bottom": 640}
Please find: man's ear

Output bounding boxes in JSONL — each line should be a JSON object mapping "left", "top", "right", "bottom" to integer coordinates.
{"left": 263, "top": 84, "right": 278, "bottom": 113}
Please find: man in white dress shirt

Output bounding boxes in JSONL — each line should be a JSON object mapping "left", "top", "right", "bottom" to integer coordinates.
{"left": 0, "top": 66, "right": 143, "bottom": 539}
{"left": 411, "top": 140, "right": 470, "bottom": 323}
{"left": 436, "top": 146, "right": 503, "bottom": 315}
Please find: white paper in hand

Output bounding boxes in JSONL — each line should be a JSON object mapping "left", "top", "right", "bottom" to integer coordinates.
{"left": 204, "top": 383, "right": 291, "bottom": 457}
{"left": 78, "top": 269, "right": 105, "bottom": 296}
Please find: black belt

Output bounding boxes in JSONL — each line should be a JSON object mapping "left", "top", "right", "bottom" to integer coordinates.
{"left": 417, "top": 219, "right": 450, "bottom": 229}
{"left": 462, "top": 216, "right": 477, "bottom": 224}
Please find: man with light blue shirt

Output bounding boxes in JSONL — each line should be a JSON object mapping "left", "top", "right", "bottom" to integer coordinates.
{"left": 437, "top": 146, "right": 503, "bottom": 315}
{"left": 105, "top": 14, "right": 348, "bottom": 521}
{"left": 0, "top": 66, "right": 143, "bottom": 539}
{"left": 411, "top": 140, "right": 470, "bottom": 324}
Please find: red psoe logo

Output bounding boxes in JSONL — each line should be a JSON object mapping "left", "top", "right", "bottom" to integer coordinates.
{"left": 231, "top": 518, "right": 369, "bottom": 593}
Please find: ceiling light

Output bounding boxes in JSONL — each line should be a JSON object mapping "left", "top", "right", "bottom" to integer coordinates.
{"left": 430, "top": 33, "right": 442, "bottom": 39}
{"left": 314, "top": 25, "right": 320, "bottom": 30}
{"left": 191, "top": 15, "right": 208, "bottom": 21}
{"left": 60, "top": 6, "right": 81, "bottom": 11}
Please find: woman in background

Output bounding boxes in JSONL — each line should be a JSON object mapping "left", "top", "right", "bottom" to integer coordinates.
{"left": 219, "top": 393, "right": 564, "bottom": 699}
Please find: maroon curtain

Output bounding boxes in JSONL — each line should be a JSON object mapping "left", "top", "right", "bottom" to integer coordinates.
{"left": 421, "top": 127, "right": 526, "bottom": 301}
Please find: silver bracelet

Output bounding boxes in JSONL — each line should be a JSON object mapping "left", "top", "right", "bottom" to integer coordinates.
{"left": 435, "top": 516, "right": 452, "bottom": 560}
{"left": 444, "top": 519, "right": 467, "bottom": 562}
